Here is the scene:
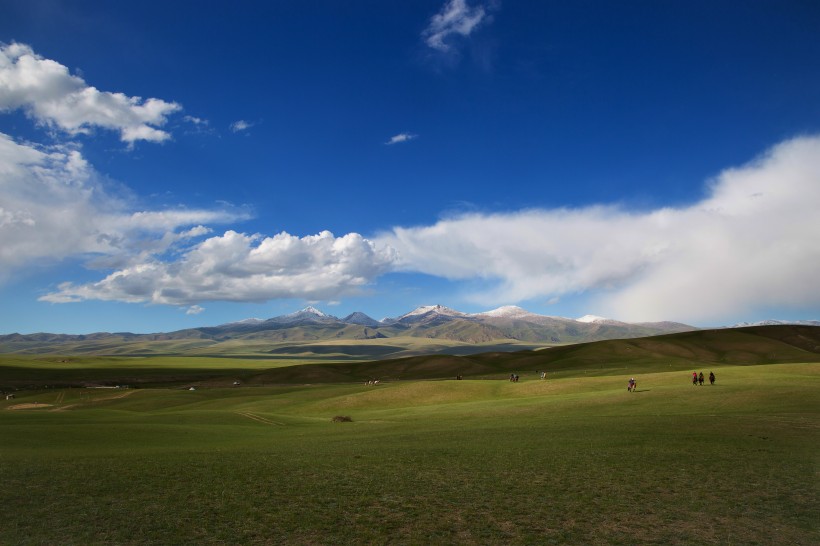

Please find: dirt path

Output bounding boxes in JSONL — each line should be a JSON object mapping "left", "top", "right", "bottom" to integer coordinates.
{"left": 234, "top": 411, "right": 285, "bottom": 426}
{"left": 51, "top": 389, "right": 138, "bottom": 412}
{"left": 101, "top": 390, "right": 137, "bottom": 401}
{"left": 7, "top": 403, "right": 53, "bottom": 410}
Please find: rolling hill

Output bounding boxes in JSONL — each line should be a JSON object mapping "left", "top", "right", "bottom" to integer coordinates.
{"left": 238, "top": 324, "right": 820, "bottom": 384}
{"left": 2, "top": 325, "right": 817, "bottom": 390}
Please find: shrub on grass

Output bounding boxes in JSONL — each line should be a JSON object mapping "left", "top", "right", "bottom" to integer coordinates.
{"left": 331, "top": 415, "right": 352, "bottom": 423}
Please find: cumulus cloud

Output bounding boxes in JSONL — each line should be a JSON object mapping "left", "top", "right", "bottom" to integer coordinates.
{"left": 0, "top": 43, "right": 181, "bottom": 144}
{"left": 385, "top": 133, "right": 418, "bottom": 145}
{"left": 41, "top": 230, "right": 399, "bottom": 305}
{"left": 0, "top": 132, "right": 246, "bottom": 283}
{"left": 422, "top": 0, "right": 489, "bottom": 53}
{"left": 376, "top": 136, "right": 820, "bottom": 323}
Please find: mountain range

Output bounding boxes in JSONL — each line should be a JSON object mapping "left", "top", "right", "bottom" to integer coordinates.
{"left": 0, "top": 304, "right": 696, "bottom": 348}
{"left": 2, "top": 304, "right": 816, "bottom": 357}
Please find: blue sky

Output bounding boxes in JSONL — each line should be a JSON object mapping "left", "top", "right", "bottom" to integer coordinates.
{"left": 1, "top": 0, "right": 819, "bottom": 334}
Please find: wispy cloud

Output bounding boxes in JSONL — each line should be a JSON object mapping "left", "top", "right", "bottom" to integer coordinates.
{"left": 385, "top": 133, "right": 418, "bottom": 145}
{"left": 42, "top": 230, "right": 399, "bottom": 305}
{"left": 186, "top": 305, "right": 205, "bottom": 315}
{"left": 422, "top": 0, "right": 490, "bottom": 53}
{"left": 0, "top": 43, "right": 180, "bottom": 144}
{"left": 230, "top": 120, "right": 254, "bottom": 133}
{"left": 376, "top": 136, "right": 820, "bottom": 324}
{"left": 183, "top": 115, "right": 208, "bottom": 126}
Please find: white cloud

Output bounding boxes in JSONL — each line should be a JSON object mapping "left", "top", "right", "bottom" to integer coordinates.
{"left": 376, "top": 135, "right": 820, "bottom": 324}
{"left": 230, "top": 120, "right": 253, "bottom": 133}
{"left": 182, "top": 115, "right": 216, "bottom": 136}
{"left": 186, "top": 305, "right": 205, "bottom": 315}
{"left": 0, "top": 43, "right": 181, "bottom": 144}
{"left": 0, "top": 132, "right": 246, "bottom": 284}
{"left": 422, "top": 0, "right": 489, "bottom": 53}
{"left": 183, "top": 115, "right": 208, "bottom": 126}
{"left": 386, "top": 133, "right": 418, "bottom": 145}
{"left": 41, "top": 230, "right": 399, "bottom": 305}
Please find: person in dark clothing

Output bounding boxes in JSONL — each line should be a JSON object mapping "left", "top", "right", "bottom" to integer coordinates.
{"left": 709, "top": 372, "right": 715, "bottom": 385}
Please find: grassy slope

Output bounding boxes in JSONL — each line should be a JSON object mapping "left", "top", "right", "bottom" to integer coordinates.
{"left": 1, "top": 362, "right": 817, "bottom": 544}
{"left": 1, "top": 325, "right": 818, "bottom": 389}
{"left": 0, "top": 333, "right": 544, "bottom": 359}
{"left": 224, "top": 325, "right": 820, "bottom": 385}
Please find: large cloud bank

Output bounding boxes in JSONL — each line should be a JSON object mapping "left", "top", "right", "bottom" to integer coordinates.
{"left": 3, "top": 129, "right": 397, "bottom": 307}
{"left": 377, "top": 136, "right": 820, "bottom": 323}
{"left": 42, "top": 230, "right": 398, "bottom": 305}
{"left": 0, "top": 43, "right": 180, "bottom": 144}
{"left": 0, "top": 43, "right": 397, "bottom": 311}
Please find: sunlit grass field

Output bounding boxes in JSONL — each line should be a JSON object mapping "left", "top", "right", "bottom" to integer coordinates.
{"left": 2, "top": 362, "right": 817, "bottom": 545}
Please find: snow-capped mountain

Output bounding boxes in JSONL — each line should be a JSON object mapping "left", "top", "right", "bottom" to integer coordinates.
{"left": 7, "top": 302, "right": 818, "bottom": 352}
{"left": 219, "top": 304, "right": 697, "bottom": 341}
{"left": 473, "top": 306, "right": 538, "bottom": 319}
{"left": 383, "top": 305, "right": 471, "bottom": 327}
{"left": 398, "top": 305, "right": 467, "bottom": 319}
{"left": 732, "top": 319, "right": 820, "bottom": 327}
{"left": 22, "top": 303, "right": 811, "bottom": 350}
{"left": 289, "top": 306, "right": 328, "bottom": 318}
{"left": 576, "top": 314, "right": 606, "bottom": 323}
{"left": 576, "top": 315, "right": 627, "bottom": 326}
{"left": 264, "top": 306, "right": 339, "bottom": 325}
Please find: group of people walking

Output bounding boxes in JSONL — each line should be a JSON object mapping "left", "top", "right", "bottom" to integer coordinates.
{"left": 692, "top": 371, "right": 715, "bottom": 385}
{"left": 624, "top": 370, "right": 717, "bottom": 392}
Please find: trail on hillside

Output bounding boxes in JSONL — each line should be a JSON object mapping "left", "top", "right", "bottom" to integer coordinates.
{"left": 6, "top": 403, "right": 53, "bottom": 410}
{"left": 51, "top": 388, "right": 138, "bottom": 411}
{"left": 234, "top": 411, "right": 285, "bottom": 426}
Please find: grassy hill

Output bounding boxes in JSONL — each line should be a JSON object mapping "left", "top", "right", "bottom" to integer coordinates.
{"left": 239, "top": 325, "right": 820, "bottom": 385}
{"left": 1, "top": 325, "right": 817, "bottom": 390}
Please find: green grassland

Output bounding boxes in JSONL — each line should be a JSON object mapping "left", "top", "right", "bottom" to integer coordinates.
{"left": 1, "top": 370, "right": 818, "bottom": 544}
{"left": 1, "top": 327, "right": 818, "bottom": 544}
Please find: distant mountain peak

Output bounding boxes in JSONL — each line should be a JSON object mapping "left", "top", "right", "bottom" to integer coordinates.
{"left": 475, "top": 305, "right": 534, "bottom": 318}
{"left": 343, "top": 311, "right": 381, "bottom": 327}
{"left": 401, "top": 304, "right": 466, "bottom": 319}
{"left": 733, "top": 319, "right": 820, "bottom": 327}
{"left": 576, "top": 314, "right": 610, "bottom": 323}
{"left": 288, "top": 306, "right": 327, "bottom": 317}
{"left": 223, "top": 317, "right": 264, "bottom": 326}
{"left": 263, "top": 305, "right": 339, "bottom": 325}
